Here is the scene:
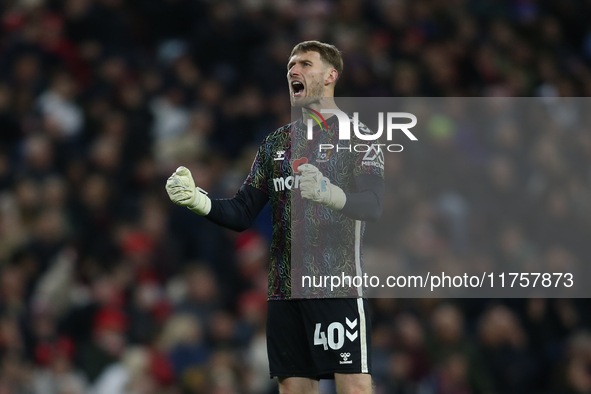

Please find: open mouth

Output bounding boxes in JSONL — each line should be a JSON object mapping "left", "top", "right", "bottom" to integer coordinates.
{"left": 291, "top": 81, "right": 305, "bottom": 97}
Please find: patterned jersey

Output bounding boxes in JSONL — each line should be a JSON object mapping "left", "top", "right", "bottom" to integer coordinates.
{"left": 244, "top": 115, "right": 384, "bottom": 300}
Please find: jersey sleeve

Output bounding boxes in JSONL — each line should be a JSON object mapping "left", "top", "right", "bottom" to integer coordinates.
{"left": 206, "top": 138, "right": 271, "bottom": 232}
{"left": 351, "top": 121, "right": 385, "bottom": 179}
{"left": 207, "top": 185, "right": 269, "bottom": 232}
{"left": 244, "top": 141, "right": 269, "bottom": 194}
{"left": 340, "top": 173, "right": 384, "bottom": 222}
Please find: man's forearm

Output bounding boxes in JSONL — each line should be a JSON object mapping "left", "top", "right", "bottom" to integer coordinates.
{"left": 206, "top": 185, "right": 269, "bottom": 232}
{"left": 340, "top": 174, "right": 384, "bottom": 222}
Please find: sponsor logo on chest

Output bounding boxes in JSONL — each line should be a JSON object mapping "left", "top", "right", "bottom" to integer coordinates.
{"left": 272, "top": 156, "right": 306, "bottom": 192}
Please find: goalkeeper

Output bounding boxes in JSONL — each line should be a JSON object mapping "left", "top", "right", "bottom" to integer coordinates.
{"left": 166, "top": 41, "right": 384, "bottom": 394}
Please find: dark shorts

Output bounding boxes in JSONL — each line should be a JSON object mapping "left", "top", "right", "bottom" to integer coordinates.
{"left": 267, "top": 298, "right": 372, "bottom": 379}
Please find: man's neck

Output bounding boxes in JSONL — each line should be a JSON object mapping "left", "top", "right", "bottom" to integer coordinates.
{"left": 301, "top": 97, "right": 340, "bottom": 121}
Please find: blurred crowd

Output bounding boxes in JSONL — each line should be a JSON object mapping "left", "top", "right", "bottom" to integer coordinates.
{"left": 0, "top": 0, "right": 591, "bottom": 393}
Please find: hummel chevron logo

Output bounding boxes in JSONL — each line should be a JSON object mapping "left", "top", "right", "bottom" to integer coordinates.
{"left": 346, "top": 330, "right": 358, "bottom": 341}
{"left": 346, "top": 318, "right": 358, "bottom": 342}
{"left": 346, "top": 318, "right": 357, "bottom": 329}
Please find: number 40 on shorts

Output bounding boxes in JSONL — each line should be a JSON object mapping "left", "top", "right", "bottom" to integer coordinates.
{"left": 313, "top": 318, "right": 359, "bottom": 350}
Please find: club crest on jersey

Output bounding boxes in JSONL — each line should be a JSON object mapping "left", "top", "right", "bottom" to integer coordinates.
{"left": 317, "top": 149, "right": 333, "bottom": 163}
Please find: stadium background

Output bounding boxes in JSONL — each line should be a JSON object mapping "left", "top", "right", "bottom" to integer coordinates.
{"left": 1, "top": 0, "right": 591, "bottom": 393}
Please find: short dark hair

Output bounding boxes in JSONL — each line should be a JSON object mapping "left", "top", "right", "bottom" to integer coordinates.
{"left": 290, "top": 41, "right": 343, "bottom": 80}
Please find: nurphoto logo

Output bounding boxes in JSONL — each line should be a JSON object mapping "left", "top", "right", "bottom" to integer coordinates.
{"left": 303, "top": 107, "right": 418, "bottom": 153}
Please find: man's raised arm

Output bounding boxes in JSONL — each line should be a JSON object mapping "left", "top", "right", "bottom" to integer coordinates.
{"left": 166, "top": 166, "right": 268, "bottom": 232}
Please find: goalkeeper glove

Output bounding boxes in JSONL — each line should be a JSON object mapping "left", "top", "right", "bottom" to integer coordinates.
{"left": 165, "top": 166, "right": 211, "bottom": 215}
{"left": 298, "top": 163, "right": 346, "bottom": 210}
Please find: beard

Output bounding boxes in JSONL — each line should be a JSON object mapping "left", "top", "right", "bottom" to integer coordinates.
{"left": 290, "top": 81, "right": 325, "bottom": 107}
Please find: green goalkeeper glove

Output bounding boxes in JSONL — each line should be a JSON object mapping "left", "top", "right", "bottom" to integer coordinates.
{"left": 165, "top": 166, "right": 211, "bottom": 215}
{"left": 298, "top": 163, "right": 346, "bottom": 210}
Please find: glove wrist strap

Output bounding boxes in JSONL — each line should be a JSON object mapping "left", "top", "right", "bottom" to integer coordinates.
{"left": 326, "top": 184, "right": 347, "bottom": 210}
{"left": 188, "top": 188, "right": 212, "bottom": 215}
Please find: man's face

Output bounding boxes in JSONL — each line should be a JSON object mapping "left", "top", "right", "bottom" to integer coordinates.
{"left": 287, "top": 51, "right": 332, "bottom": 107}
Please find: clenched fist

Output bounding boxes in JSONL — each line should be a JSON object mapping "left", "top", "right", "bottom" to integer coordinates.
{"left": 165, "top": 166, "right": 211, "bottom": 215}
{"left": 298, "top": 163, "right": 346, "bottom": 210}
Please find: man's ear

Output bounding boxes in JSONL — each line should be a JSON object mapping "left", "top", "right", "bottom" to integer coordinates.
{"left": 324, "top": 68, "right": 338, "bottom": 86}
